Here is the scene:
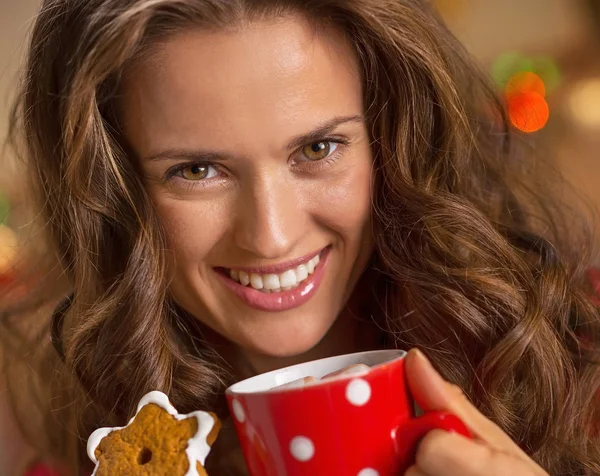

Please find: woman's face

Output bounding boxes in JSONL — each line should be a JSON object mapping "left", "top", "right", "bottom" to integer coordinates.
{"left": 120, "top": 15, "right": 374, "bottom": 361}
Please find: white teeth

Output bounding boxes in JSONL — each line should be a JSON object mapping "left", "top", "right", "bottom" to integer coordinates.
{"left": 227, "top": 252, "right": 322, "bottom": 292}
{"left": 296, "top": 264, "right": 308, "bottom": 281}
{"left": 263, "top": 274, "right": 280, "bottom": 290}
{"left": 239, "top": 271, "right": 250, "bottom": 286}
{"left": 250, "top": 273, "right": 263, "bottom": 290}
{"left": 306, "top": 255, "right": 320, "bottom": 274}
{"left": 279, "top": 269, "right": 297, "bottom": 288}
{"left": 309, "top": 255, "right": 319, "bottom": 272}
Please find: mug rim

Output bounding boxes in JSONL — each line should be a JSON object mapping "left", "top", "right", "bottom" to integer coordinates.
{"left": 226, "top": 349, "right": 406, "bottom": 396}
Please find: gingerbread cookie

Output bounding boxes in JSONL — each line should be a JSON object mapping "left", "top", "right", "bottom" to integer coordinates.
{"left": 87, "top": 391, "right": 221, "bottom": 476}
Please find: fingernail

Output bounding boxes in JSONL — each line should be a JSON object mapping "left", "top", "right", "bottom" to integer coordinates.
{"left": 412, "top": 348, "right": 447, "bottom": 390}
{"left": 413, "top": 348, "right": 433, "bottom": 368}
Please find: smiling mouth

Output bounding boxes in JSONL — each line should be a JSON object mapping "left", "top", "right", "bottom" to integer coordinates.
{"left": 218, "top": 250, "right": 324, "bottom": 294}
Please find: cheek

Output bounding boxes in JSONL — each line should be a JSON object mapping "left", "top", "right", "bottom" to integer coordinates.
{"left": 152, "top": 195, "right": 228, "bottom": 265}
{"left": 314, "top": 153, "right": 373, "bottom": 241}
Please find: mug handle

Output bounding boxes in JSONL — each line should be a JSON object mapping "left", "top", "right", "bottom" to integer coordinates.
{"left": 393, "top": 411, "right": 471, "bottom": 471}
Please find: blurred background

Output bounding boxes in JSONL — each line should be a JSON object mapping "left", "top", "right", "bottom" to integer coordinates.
{"left": 1, "top": 0, "right": 600, "bottom": 287}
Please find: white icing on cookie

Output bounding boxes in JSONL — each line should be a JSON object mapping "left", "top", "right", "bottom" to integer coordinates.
{"left": 87, "top": 390, "right": 217, "bottom": 476}
{"left": 87, "top": 428, "right": 114, "bottom": 465}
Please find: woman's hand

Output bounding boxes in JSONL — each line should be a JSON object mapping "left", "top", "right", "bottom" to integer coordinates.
{"left": 404, "top": 349, "right": 549, "bottom": 476}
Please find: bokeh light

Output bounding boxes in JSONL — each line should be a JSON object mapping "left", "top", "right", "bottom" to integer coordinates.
{"left": 0, "top": 190, "right": 16, "bottom": 277}
{"left": 567, "top": 78, "right": 600, "bottom": 128}
{"left": 0, "top": 189, "right": 9, "bottom": 226}
{"left": 0, "top": 224, "right": 17, "bottom": 275}
{"left": 507, "top": 91, "right": 550, "bottom": 133}
{"left": 533, "top": 56, "right": 561, "bottom": 92}
{"left": 492, "top": 52, "right": 534, "bottom": 88}
{"left": 494, "top": 53, "right": 558, "bottom": 133}
{"left": 506, "top": 71, "right": 546, "bottom": 98}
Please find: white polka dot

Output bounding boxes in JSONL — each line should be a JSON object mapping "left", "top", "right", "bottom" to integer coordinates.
{"left": 345, "top": 378, "right": 371, "bottom": 406}
{"left": 232, "top": 399, "right": 245, "bottom": 422}
{"left": 357, "top": 469, "right": 379, "bottom": 476}
{"left": 289, "top": 436, "right": 314, "bottom": 462}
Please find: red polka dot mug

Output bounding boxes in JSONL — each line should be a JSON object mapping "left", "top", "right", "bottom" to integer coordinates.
{"left": 226, "top": 349, "right": 470, "bottom": 476}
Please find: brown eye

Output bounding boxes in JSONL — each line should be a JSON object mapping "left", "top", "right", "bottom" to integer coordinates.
{"left": 302, "top": 141, "right": 336, "bottom": 161}
{"left": 181, "top": 164, "right": 211, "bottom": 180}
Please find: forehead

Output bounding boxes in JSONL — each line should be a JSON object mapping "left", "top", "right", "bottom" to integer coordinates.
{"left": 119, "top": 15, "right": 364, "bottom": 156}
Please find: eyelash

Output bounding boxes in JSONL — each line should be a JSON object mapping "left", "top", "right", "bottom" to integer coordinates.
{"left": 292, "top": 136, "right": 349, "bottom": 170}
{"left": 163, "top": 136, "right": 350, "bottom": 190}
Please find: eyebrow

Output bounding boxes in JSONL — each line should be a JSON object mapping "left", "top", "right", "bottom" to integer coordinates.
{"left": 143, "top": 114, "right": 364, "bottom": 162}
{"left": 285, "top": 114, "right": 364, "bottom": 150}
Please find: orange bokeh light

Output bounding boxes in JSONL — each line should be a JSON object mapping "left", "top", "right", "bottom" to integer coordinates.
{"left": 507, "top": 91, "right": 550, "bottom": 133}
{"left": 506, "top": 71, "right": 546, "bottom": 98}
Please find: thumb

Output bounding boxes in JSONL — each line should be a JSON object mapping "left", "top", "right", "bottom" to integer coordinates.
{"left": 405, "top": 349, "right": 525, "bottom": 454}
{"left": 405, "top": 348, "right": 463, "bottom": 414}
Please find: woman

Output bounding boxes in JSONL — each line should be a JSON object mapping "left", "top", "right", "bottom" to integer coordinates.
{"left": 2, "top": 0, "right": 599, "bottom": 474}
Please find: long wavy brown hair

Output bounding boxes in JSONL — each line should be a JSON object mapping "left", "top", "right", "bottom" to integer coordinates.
{"left": 3, "top": 0, "right": 600, "bottom": 474}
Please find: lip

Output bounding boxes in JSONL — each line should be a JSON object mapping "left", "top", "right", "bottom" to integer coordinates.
{"left": 220, "top": 248, "right": 324, "bottom": 275}
{"left": 214, "top": 247, "right": 330, "bottom": 312}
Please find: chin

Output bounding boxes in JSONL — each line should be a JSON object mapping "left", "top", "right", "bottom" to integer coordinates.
{"left": 236, "top": 317, "right": 333, "bottom": 360}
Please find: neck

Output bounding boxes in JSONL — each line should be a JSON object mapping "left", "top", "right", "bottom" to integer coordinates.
{"left": 239, "top": 310, "right": 376, "bottom": 377}
{"left": 201, "top": 270, "right": 381, "bottom": 379}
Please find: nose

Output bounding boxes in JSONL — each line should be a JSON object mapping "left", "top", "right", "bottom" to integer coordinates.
{"left": 232, "top": 174, "right": 304, "bottom": 260}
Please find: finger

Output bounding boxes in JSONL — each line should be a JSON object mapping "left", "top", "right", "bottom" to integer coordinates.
{"left": 415, "top": 430, "right": 548, "bottom": 476}
{"left": 405, "top": 349, "right": 523, "bottom": 454}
